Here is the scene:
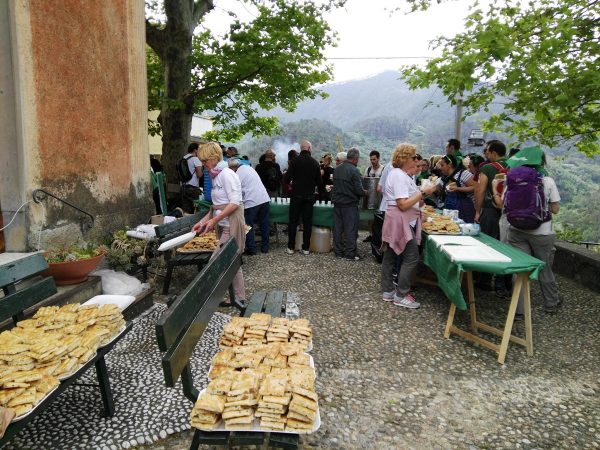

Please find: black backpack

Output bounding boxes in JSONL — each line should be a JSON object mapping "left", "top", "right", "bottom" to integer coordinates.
{"left": 265, "top": 166, "right": 279, "bottom": 191}
{"left": 176, "top": 155, "right": 193, "bottom": 183}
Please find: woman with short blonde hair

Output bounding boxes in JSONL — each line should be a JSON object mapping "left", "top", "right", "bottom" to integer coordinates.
{"left": 193, "top": 142, "right": 246, "bottom": 306}
{"left": 381, "top": 142, "right": 424, "bottom": 309}
{"left": 391, "top": 143, "right": 418, "bottom": 168}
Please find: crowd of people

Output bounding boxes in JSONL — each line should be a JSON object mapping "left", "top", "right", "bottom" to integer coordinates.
{"left": 170, "top": 137, "right": 561, "bottom": 317}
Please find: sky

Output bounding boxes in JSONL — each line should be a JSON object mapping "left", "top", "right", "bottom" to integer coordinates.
{"left": 203, "top": 0, "right": 480, "bottom": 83}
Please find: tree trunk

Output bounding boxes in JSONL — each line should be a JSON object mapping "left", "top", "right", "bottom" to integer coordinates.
{"left": 147, "top": 0, "right": 212, "bottom": 184}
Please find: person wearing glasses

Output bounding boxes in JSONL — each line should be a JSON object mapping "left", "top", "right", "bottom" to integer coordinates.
{"left": 381, "top": 143, "right": 426, "bottom": 309}
{"left": 192, "top": 142, "right": 246, "bottom": 307}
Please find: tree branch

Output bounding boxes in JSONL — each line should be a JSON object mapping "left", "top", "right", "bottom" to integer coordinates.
{"left": 146, "top": 20, "right": 166, "bottom": 56}
{"left": 193, "top": 66, "right": 265, "bottom": 98}
{"left": 193, "top": 0, "right": 215, "bottom": 25}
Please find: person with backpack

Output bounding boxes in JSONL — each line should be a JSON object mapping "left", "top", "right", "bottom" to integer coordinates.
{"left": 255, "top": 149, "right": 282, "bottom": 197}
{"left": 502, "top": 146, "right": 562, "bottom": 314}
{"left": 474, "top": 140, "right": 509, "bottom": 293}
{"left": 177, "top": 142, "right": 203, "bottom": 213}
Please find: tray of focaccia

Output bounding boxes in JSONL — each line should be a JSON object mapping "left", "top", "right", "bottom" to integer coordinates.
{"left": 191, "top": 364, "right": 320, "bottom": 433}
{"left": 0, "top": 303, "right": 125, "bottom": 421}
{"left": 422, "top": 214, "right": 461, "bottom": 235}
{"left": 176, "top": 231, "right": 219, "bottom": 253}
{"left": 218, "top": 315, "right": 313, "bottom": 352}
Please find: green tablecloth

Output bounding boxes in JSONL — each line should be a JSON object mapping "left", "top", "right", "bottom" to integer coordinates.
{"left": 269, "top": 202, "right": 375, "bottom": 228}
{"left": 423, "top": 232, "right": 545, "bottom": 311}
{"left": 269, "top": 202, "right": 334, "bottom": 228}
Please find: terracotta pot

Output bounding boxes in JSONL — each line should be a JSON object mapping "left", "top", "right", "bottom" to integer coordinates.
{"left": 42, "top": 253, "right": 105, "bottom": 286}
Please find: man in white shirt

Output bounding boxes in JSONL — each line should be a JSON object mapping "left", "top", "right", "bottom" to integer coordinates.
{"left": 228, "top": 159, "right": 271, "bottom": 254}
{"left": 364, "top": 150, "right": 384, "bottom": 177}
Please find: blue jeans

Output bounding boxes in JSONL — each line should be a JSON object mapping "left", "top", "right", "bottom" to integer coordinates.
{"left": 244, "top": 201, "right": 270, "bottom": 253}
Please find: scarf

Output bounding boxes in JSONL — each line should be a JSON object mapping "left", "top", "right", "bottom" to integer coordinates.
{"left": 209, "top": 160, "right": 228, "bottom": 179}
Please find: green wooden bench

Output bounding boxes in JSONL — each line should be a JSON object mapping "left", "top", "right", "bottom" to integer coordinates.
{"left": 155, "top": 240, "right": 298, "bottom": 449}
{"left": 153, "top": 212, "right": 211, "bottom": 295}
{"left": 0, "top": 252, "right": 131, "bottom": 447}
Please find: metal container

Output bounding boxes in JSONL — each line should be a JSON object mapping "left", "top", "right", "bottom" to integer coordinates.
{"left": 362, "top": 176, "right": 382, "bottom": 210}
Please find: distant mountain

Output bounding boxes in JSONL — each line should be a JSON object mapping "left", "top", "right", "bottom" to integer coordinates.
{"left": 269, "top": 71, "right": 451, "bottom": 127}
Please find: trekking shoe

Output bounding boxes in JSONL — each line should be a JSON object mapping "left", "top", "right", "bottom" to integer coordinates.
{"left": 285, "top": 248, "right": 294, "bottom": 255}
{"left": 301, "top": 249, "right": 310, "bottom": 255}
{"left": 393, "top": 293, "right": 420, "bottom": 309}
{"left": 345, "top": 255, "right": 360, "bottom": 261}
{"left": 544, "top": 297, "right": 563, "bottom": 314}
{"left": 382, "top": 291, "right": 395, "bottom": 302}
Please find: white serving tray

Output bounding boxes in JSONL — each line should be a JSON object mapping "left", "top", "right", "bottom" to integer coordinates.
{"left": 82, "top": 295, "right": 135, "bottom": 311}
{"left": 428, "top": 235, "right": 484, "bottom": 247}
{"left": 443, "top": 244, "right": 512, "bottom": 263}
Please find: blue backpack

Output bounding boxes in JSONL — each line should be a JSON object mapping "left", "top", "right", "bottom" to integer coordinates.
{"left": 504, "top": 166, "right": 551, "bottom": 230}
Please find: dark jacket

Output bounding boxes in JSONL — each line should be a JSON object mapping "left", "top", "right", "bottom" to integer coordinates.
{"left": 283, "top": 151, "right": 321, "bottom": 198}
{"left": 332, "top": 161, "right": 364, "bottom": 207}
{"left": 256, "top": 160, "right": 282, "bottom": 191}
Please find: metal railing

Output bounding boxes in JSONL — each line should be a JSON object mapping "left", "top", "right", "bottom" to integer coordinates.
{"left": 32, "top": 189, "right": 94, "bottom": 231}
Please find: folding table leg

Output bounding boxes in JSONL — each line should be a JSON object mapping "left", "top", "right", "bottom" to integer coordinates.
{"left": 497, "top": 274, "right": 523, "bottom": 364}
{"left": 522, "top": 275, "right": 534, "bottom": 356}
{"left": 444, "top": 303, "right": 457, "bottom": 339}
{"left": 95, "top": 356, "right": 115, "bottom": 416}
{"left": 466, "top": 271, "right": 478, "bottom": 333}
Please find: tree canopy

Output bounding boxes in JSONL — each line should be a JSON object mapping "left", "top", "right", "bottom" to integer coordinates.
{"left": 401, "top": 0, "right": 600, "bottom": 156}
{"left": 145, "top": 0, "right": 338, "bottom": 178}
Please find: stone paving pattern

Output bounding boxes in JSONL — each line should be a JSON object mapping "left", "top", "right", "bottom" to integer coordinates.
{"left": 142, "top": 232, "right": 600, "bottom": 450}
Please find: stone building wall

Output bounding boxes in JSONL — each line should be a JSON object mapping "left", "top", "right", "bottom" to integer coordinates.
{"left": 1, "top": 0, "right": 152, "bottom": 252}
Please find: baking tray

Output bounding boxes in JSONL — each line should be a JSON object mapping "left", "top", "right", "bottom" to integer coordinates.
{"left": 11, "top": 385, "right": 59, "bottom": 422}
{"left": 192, "top": 388, "right": 321, "bottom": 434}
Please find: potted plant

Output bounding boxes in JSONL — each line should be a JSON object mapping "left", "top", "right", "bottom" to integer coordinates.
{"left": 42, "top": 244, "right": 107, "bottom": 285}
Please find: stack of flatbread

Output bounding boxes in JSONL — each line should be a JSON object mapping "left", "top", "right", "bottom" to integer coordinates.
{"left": 219, "top": 316, "right": 312, "bottom": 351}
{"left": 266, "top": 317, "right": 290, "bottom": 344}
{"left": 0, "top": 302, "right": 125, "bottom": 420}
{"left": 220, "top": 317, "right": 247, "bottom": 347}
{"left": 191, "top": 364, "right": 319, "bottom": 433}
{"left": 422, "top": 214, "right": 461, "bottom": 234}
{"left": 242, "top": 313, "right": 271, "bottom": 346}
{"left": 178, "top": 232, "right": 218, "bottom": 253}
{"left": 289, "top": 319, "right": 312, "bottom": 350}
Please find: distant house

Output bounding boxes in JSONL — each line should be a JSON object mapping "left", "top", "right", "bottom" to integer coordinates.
{"left": 148, "top": 111, "right": 213, "bottom": 156}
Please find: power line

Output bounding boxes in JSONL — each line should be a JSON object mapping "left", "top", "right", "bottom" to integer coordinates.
{"left": 327, "top": 56, "right": 432, "bottom": 60}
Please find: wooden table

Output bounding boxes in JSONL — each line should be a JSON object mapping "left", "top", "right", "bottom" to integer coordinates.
{"left": 423, "top": 233, "right": 545, "bottom": 364}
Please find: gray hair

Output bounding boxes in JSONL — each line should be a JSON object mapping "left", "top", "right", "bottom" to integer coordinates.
{"left": 346, "top": 148, "right": 360, "bottom": 161}
{"left": 227, "top": 158, "right": 241, "bottom": 169}
{"left": 336, "top": 152, "right": 347, "bottom": 162}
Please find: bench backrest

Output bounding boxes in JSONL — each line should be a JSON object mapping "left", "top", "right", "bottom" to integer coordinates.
{"left": 156, "top": 237, "right": 241, "bottom": 393}
{"left": 0, "top": 253, "right": 57, "bottom": 324}
{"left": 154, "top": 212, "right": 204, "bottom": 242}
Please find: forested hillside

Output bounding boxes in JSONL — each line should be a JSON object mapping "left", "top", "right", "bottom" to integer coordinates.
{"left": 236, "top": 71, "right": 600, "bottom": 242}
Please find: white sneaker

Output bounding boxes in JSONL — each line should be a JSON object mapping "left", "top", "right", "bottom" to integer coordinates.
{"left": 285, "top": 248, "right": 294, "bottom": 255}
{"left": 301, "top": 249, "right": 310, "bottom": 255}
{"left": 393, "top": 293, "right": 420, "bottom": 309}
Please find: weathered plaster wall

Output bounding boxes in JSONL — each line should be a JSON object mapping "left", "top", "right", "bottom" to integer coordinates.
{"left": 3, "top": 0, "right": 151, "bottom": 251}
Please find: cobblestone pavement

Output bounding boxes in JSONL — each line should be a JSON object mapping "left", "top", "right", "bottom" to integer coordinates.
{"left": 142, "top": 231, "right": 600, "bottom": 450}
